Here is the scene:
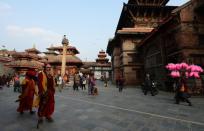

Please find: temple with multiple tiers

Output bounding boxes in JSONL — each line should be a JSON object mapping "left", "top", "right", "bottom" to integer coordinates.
{"left": 5, "top": 46, "right": 44, "bottom": 75}
{"left": 82, "top": 50, "right": 111, "bottom": 79}
{"left": 107, "top": 0, "right": 176, "bottom": 85}
{"left": 107, "top": 0, "right": 204, "bottom": 93}
{"left": 44, "top": 44, "right": 83, "bottom": 76}
{"left": 0, "top": 49, "right": 15, "bottom": 75}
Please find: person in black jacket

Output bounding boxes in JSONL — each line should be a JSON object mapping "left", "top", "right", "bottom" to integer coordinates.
{"left": 143, "top": 73, "right": 155, "bottom": 96}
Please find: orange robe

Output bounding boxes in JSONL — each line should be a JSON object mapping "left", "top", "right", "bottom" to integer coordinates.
{"left": 38, "top": 72, "right": 55, "bottom": 118}
{"left": 17, "top": 78, "right": 35, "bottom": 112}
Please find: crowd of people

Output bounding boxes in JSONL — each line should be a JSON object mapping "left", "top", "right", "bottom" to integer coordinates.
{"left": 13, "top": 67, "right": 102, "bottom": 128}
{"left": 72, "top": 72, "right": 98, "bottom": 95}
{"left": 0, "top": 67, "right": 194, "bottom": 129}
{"left": 12, "top": 65, "right": 56, "bottom": 128}
{"left": 0, "top": 74, "right": 13, "bottom": 89}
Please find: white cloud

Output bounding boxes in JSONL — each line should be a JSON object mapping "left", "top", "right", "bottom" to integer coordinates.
{"left": 0, "top": 2, "right": 12, "bottom": 15}
{"left": 5, "top": 25, "right": 63, "bottom": 52}
{"left": 6, "top": 25, "right": 62, "bottom": 43}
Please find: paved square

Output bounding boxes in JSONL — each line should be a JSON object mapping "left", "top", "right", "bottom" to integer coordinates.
{"left": 0, "top": 81, "right": 204, "bottom": 131}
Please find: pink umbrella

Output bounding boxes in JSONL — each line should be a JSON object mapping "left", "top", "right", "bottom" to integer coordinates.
{"left": 188, "top": 65, "right": 203, "bottom": 72}
{"left": 189, "top": 72, "right": 200, "bottom": 78}
{"left": 180, "top": 62, "right": 189, "bottom": 69}
{"left": 175, "top": 64, "right": 182, "bottom": 70}
{"left": 166, "top": 63, "right": 176, "bottom": 71}
{"left": 170, "top": 71, "right": 180, "bottom": 78}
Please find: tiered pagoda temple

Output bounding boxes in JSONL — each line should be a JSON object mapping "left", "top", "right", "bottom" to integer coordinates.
{"left": 0, "top": 49, "right": 15, "bottom": 75}
{"left": 45, "top": 44, "right": 82, "bottom": 76}
{"left": 107, "top": 0, "right": 176, "bottom": 85}
{"left": 96, "top": 50, "right": 109, "bottom": 64}
{"left": 82, "top": 50, "right": 111, "bottom": 79}
{"left": 6, "top": 46, "right": 43, "bottom": 75}
{"left": 94, "top": 50, "right": 111, "bottom": 79}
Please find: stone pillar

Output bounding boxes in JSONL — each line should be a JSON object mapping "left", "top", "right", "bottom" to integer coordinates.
{"left": 61, "top": 35, "right": 69, "bottom": 77}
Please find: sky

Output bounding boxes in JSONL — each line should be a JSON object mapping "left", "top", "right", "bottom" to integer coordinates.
{"left": 0, "top": 0, "right": 189, "bottom": 61}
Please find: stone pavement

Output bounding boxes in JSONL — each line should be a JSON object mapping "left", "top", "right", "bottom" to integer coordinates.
{"left": 0, "top": 81, "right": 204, "bottom": 131}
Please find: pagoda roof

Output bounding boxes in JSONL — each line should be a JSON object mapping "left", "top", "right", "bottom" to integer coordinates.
{"left": 128, "top": 0, "right": 169, "bottom": 6}
{"left": 5, "top": 59, "right": 43, "bottom": 69}
{"left": 98, "top": 54, "right": 107, "bottom": 57}
{"left": 12, "top": 52, "right": 35, "bottom": 59}
{"left": 139, "top": 16, "right": 173, "bottom": 47}
{"left": 0, "top": 56, "right": 12, "bottom": 63}
{"left": 117, "top": 27, "right": 153, "bottom": 35}
{"left": 98, "top": 50, "right": 107, "bottom": 57}
{"left": 82, "top": 62, "right": 111, "bottom": 68}
{"left": 116, "top": 3, "right": 177, "bottom": 32}
{"left": 25, "top": 47, "right": 41, "bottom": 54}
{"left": 47, "top": 55, "right": 82, "bottom": 64}
{"left": 47, "top": 46, "right": 79, "bottom": 54}
{"left": 43, "top": 50, "right": 58, "bottom": 55}
{"left": 0, "top": 49, "right": 16, "bottom": 56}
{"left": 12, "top": 52, "right": 41, "bottom": 60}
{"left": 95, "top": 62, "right": 111, "bottom": 67}
{"left": 96, "top": 57, "right": 109, "bottom": 61}
{"left": 38, "top": 56, "right": 48, "bottom": 64}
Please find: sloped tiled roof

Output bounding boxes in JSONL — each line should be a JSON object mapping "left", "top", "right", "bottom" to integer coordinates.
{"left": 5, "top": 59, "right": 43, "bottom": 69}
{"left": 47, "top": 55, "right": 82, "bottom": 64}
{"left": 47, "top": 46, "right": 79, "bottom": 54}
{"left": 25, "top": 47, "right": 41, "bottom": 54}
{"left": 117, "top": 27, "right": 154, "bottom": 34}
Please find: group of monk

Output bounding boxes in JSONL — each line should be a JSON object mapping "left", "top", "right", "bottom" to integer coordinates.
{"left": 16, "top": 64, "right": 55, "bottom": 128}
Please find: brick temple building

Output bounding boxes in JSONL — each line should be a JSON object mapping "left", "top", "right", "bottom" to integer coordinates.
{"left": 140, "top": 0, "right": 204, "bottom": 92}
{"left": 107, "top": 0, "right": 176, "bottom": 85}
{"left": 107, "top": 0, "right": 204, "bottom": 93}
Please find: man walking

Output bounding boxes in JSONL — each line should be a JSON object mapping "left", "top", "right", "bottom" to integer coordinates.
{"left": 37, "top": 65, "right": 55, "bottom": 128}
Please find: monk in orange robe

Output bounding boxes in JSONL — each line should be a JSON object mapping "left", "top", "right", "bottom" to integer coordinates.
{"left": 17, "top": 71, "right": 36, "bottom": 114}
{"left": 37, "top": 65, "right": 55, "bottom": 126}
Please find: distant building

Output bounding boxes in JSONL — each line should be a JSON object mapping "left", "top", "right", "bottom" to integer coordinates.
{"left": 5, "top": 46, "right": 43, "bottom": 75}
{"left": 82, "top": 50, "right": 111, "bottom": 80}
{"left": 45, "top": 44, "right": 82, "bottom": 76}
{"left": 0, "top": 49, "right": 15, "bottom": 75}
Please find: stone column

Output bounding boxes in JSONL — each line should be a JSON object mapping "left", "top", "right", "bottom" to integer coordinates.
{"left": 61, "top": 35, "right": 69, "bottom": 77}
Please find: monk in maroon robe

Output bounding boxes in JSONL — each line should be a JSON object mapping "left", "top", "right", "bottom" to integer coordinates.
{"left": 37, "top": 66, "right": 55, "bottom": 125}
{"left": 17, "top": 71, "right": 36, "bottom": 114}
